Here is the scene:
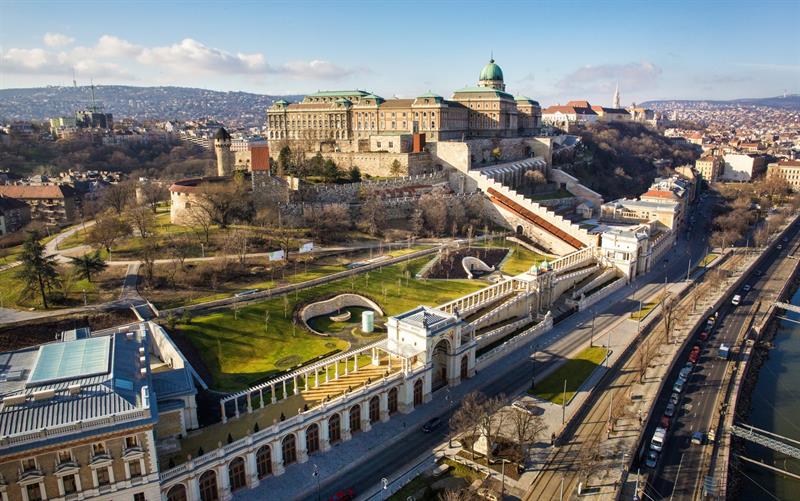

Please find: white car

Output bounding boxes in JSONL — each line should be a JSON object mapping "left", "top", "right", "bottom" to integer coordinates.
{"left": 512, "top": 400, "right": 538, "bottom": 415}
{"left": 731, "top": 294, "right": 741, "bottom": 306}
{"left": 673, "top": 380, "right": 685, "bottom": 394}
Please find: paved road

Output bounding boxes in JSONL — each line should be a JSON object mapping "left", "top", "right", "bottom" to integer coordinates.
{"left": 642, "top": 218, "right": 800, "bottom": 500}
{"left": 254, "top": 196, "right": 718, "bottom": 500}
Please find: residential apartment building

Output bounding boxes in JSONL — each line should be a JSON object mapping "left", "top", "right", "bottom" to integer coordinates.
{"left": 767, "top": 159, "right": 800, "bottom": 191}
{"left": 695, "top": 155, "right": 724, "bottom": 183}
{"left": 0, "top": 185, "right": 78, "bottom": 226}
{"left": 721, "top": 153, "right": 767, "bottom": 182}
{"left": 0, "top": 196, "right": 31, "bottom": 235}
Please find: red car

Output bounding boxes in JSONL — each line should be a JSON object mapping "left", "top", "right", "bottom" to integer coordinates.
{"left": 699, "top": 331, "right": 709, "bottom": 342}
{"left": 660, "top": 416, "right": 671, "bottom": 430}
{"left": 330, "top": 488, "right": 355, "bottom": 501}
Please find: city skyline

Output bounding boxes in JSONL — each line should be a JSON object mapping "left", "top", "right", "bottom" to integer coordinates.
{"left": 1, "top": 0, "right": 799, "bottom": 106}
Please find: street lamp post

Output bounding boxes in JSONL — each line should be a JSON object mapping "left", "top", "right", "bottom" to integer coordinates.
{"left": 312, "top": 464, "right": 320, "bottom": 501}
{"left": 381, "top": 477, "right": 388, "bottom": 500}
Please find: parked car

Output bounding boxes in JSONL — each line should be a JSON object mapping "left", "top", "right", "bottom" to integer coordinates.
{"left": 743, "top": 284, "right": 752, "bottom": 292}
{"left": 670, "top": 392, "right": 680, "bottom": 406}
{"left": 699, "top": 330, "right": 709, "bottom": 342}
{"left": 660, "top": 416, "right": 671, "bottom": 430}
{"left": 673, "top": 380, "right": 685, "bottom": 394}
{"left": 691, "top": 431, "right": 705, "bottom": 445}
{"left": 645, "top": 450, "right": 659, "bottom": 468}
{"left": 679, "top": 367, "right": 692, "bottom": 380}
{"left": 512, "top": 400, "right": 538, "bottom": 415}
{"left": 731, "top": 294, "right": 742, "bottom": 306}
{"left": 651, "top": 427, "right": 667, "bottom": 452}
{"left": 665, "top": 402, "right": 676, "bottom": 417}
{"left": 422, "top": 417, "right": 441, "bottom": 433}
{"left": 684, "top": 362, "right": 695, "bottom": 372}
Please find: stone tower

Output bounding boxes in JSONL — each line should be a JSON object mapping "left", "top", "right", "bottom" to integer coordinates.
{"left": 613, "top": 82, "right": 621, "bottom": 109}
{"left": 214, "top": 127, "right": 233, "bottom": 176}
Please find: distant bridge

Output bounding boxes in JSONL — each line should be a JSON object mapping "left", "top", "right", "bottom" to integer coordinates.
{"left": 730, "top": 422, "right": 800, "bottom": 459}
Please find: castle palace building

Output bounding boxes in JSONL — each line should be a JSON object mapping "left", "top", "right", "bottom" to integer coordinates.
{"left": 266, "top": 59, "right": 541, "bottom": 150}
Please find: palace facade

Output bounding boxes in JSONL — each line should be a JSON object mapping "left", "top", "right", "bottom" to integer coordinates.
{"left": 266, "top": 59, "right": 542, "bottom": 151}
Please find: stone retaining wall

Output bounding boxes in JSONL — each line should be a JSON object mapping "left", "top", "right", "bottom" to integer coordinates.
{"left": 299, "top": 294, "right": 384, "bottom": 336}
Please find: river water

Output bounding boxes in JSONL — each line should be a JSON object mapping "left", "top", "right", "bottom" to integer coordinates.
{"left": 740, "top": 287, "right": 800, "bottom": 499}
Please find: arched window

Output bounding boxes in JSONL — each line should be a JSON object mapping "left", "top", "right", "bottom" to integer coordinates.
{"left": 388, "top": 387, "right": 398, "bottom": 415}
{"left": 369, "top": 396, "right": 380, "bottom": 423}
{"left": 349, "top": 405, "right": 361, "bottom": 433}
{"left": 306, "top": 423, "right": 320, "bottom": 455}
{"left": 228, "top": 457, "right": 246, "bottom": 492}
{"left": 329, "top": 414, "right": 342, "bottom": 443}
{"left": 198, "top": 470, "right": 218, "bottom": 501}
{"left": 282, "top": 434, "right": 297, "bottom": 465}
{"left": 413, "top": 379, "right": 423, "bottom": 406}
{"left": 166, "top": 484, "right": 188, "bottom": 501}
{"left": 256, "top": 446, "right": 272, "bottom": 479}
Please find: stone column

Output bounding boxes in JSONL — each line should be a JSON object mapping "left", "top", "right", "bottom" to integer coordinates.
{"left": 293, "top": 376, "right": 299, "bottom": 395}
{"left": 217, "top": 463, "right": 232, "bottom": 501}
{"left": 360, "top": 399, "right": 372, "bottom": 432}
{"left": 247, "top": 393, "right": 252, "bottom": 413}
{"left": 282, "top": 380, "right": 287, "bottom": 400}
{"left": 271, "top": 384, "right": 276, "bottom": 404}
{"left": 221, "top": 401, "right": 227, "bottom": 424}
{"left": 271, "top": 440, "right": 285, "bottom": 476}
{"left": 354, "top": 354, "right": 359, "bottom": 372}
{"left": 297, "top": 428, "right": 309, "bottom": 464}
{"left": 335, "top": 361, "right": 340, "bottom": 380}
{"left": 320, "top": 417, "right": 331, "bottom": 452}
{"left": 305, "top": 373, "right": 310, "bottom": 391}
{"left": 315, "top": 369, "right": 319, "bottom": 388}
{"left": 235, "top": 398, "right": 240, "bottom": 419}
{"left": 246, "top": 450, "right": 260, "bottom": 489}
{"left": 341, "top": 410, "right": 352, "bottom": 441}
{"left": 189, "top": 474, "right": 202, "bottom": 501}
{"left": 379, "top": 392, "right": 389, "bottom": 422}
{"left": 259, "top": 389, "right": 264, "bottom": 409}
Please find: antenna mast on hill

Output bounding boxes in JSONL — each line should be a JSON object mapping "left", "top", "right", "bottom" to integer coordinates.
{"left": 90, "top": 78, "right": 97, "bottom": 112}
{"left": 72, "top": 68, "right": 77, "bottom": 88}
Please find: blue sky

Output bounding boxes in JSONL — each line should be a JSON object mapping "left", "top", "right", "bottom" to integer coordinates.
{"left": 1, "top": 0, "right": 798, "bottom": 105}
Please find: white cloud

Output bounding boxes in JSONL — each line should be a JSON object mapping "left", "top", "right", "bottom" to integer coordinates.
{"left": 557, "top": 61, "right": 662, "bottom": 93}
{"left": 1, "top": 34, "right": 358, "bottom": 84}
{"left": 279, "top": 59, "right": 355, "bottom": 80}
{"left": 43, "top": 32, "right": 74, "bottom": 48}
{"left": 138, "top": 38, "right": 267, "bottom": 74}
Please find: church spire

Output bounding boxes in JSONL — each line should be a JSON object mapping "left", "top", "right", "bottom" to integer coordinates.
{"left": 613, "top": 82, "right": 621, "bottom": 109}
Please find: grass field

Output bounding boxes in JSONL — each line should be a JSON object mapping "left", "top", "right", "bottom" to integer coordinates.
{"left": 178, "top": 255, "right": 485, "bottom": 390}
{"left": 698, "top": 253, "right": 720, "bottom": 268}
{"left": 630, "top": 301, "right": 657, "bottom": 320}
{"left": 500, "top": 245, "right": 548, "bottom": 275}
{"left": 529, "top": 346, "right": 608, "bottom": 405}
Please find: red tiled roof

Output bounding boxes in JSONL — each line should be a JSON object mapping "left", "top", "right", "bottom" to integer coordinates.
{"left": 566, "top": 100, "right": 591, "bottom": 108}
{"left": 641, "top": 190, "right": 677, "bottom": 200}
{"left": 0, "top": 184, "right": 71, "bottom": 200}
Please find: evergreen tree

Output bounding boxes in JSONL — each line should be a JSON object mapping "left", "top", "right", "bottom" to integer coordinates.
{"left": 16, "top": 231, "right": 61, "bottom": 308}
{"left": 68, "top": 251, "right": 107, "bottom": 282}
{"left": 277, "top": 145, "right": 292, "bottom": 176}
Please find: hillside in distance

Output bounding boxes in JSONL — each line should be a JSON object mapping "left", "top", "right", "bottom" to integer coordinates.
{"left": 642, "top": 94, "right": 800, "bottom": 110}
{"left": 0, "top": 85, "right": 303, "bottom": 126}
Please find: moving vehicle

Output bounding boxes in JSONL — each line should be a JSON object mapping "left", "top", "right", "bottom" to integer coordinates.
{"left": 645, "top": 450, "right": 659, "bottom": 468}
{"left": 699, "top": 330, "right": 709, "bottom": 342}
{"left": 743, "top": 284, "right": 752, "bottom": 292}
{"left": 731, "top": 294, "right": 741, "bottom": 306}
{"left": 691, "top": 431, "right": 705, "bottom": 445}
{"left": 650, "top": 427, "right": 667, "bottom": 452}
{"left": 778, "top": 244, "right": 784, "bottom": 251}
{"left": 718, "top": 344, "right": 730, "bottom": 360}
{"left": 329, "top": 488, "right": 355, "bottom": 501}
{"left": 422, "top": 417, "right": 441, "bottom": 433}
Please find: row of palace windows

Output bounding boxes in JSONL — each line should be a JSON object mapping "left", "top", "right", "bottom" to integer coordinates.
{"left": 166, "top": 385, "right": 418, "bottom": 501}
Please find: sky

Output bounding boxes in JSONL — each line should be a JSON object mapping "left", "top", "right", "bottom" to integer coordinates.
{"left": 1, "top": 0, "right": 799, "bottom": 106}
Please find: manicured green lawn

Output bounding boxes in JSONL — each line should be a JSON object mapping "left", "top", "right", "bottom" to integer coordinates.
{"left": 529, "top": 346, "right": 608, "bottom": 405}
{"left": 699, "top": 253, "right": 720, "bottom": 268}
{"left": 500, "top": 246, "right": 547, "bottom": 275}
{"left": 0, "top": 266, "right": 104, "bottom": 310}
{"left": 630, "top": 302, "right": 657, "bottom": 320}
{"left": 178, "top": 256, "right": 485, "bottom": 390}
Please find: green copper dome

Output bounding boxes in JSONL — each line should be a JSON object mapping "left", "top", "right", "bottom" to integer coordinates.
{"left": 479, "top": 58, "right": 504, "bottom": 81}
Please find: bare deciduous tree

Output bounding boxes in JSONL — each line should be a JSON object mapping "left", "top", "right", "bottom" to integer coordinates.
{"left": 358, "top": 195, "right": 386, "bottom": 236}
{"left": 450, "top": 392, "right": 486, "bottom": 461}
{"left": 508, "top": 408, "right": 547, "bottom": 463}
{"left": 101, "top": 182, "right": 134, "bottom": 215}
{"left": 88, "top": 211, "right": 132, "bottom": 253}
{"left": 139, "top": 181, "right": 169, "bottom": 213}
{"left": 127, "top": 206, "right": 156, "bottom": 239}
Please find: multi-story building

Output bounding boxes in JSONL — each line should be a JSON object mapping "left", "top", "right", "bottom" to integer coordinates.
{"left": 0, "top": 196, "right": 31, "bottom": 235}
{"left": 0, "top": 324, "right": 198, "bottom": 501}
{"left": 695, "top": 155, "right": 724, "bottom": 183}
{"left": 540, "top": 104, "right": 598, "bottom": 129}
{"left": 0, "top": 185, "right": 78, "bottom": 226}
{"left": 265, "top": 59, "right": 542, "bottom": 151}
{"left": 590, "top": 105, "right": 631, "bottom": 122}
{"left": 721, "top": 153, "right": 767, "bottom": 182}
{"left": 601, "top": 198, "right": 681, "bottom": 230}
{"left": 767, "top": 159, "right": 800, "bottom": 191}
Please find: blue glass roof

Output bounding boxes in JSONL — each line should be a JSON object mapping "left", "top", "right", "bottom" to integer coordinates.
{"left": 27, "top": 337, "right": 111, "bottom": 386}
